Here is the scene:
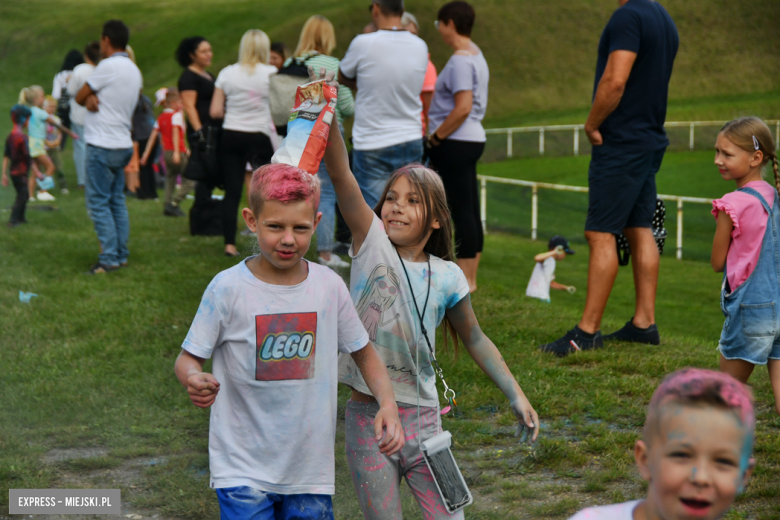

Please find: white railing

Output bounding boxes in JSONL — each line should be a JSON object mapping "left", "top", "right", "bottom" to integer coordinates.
{"left": 478, "top": 175, "right": 713, "bottom": 260}
{"left": 484, "top": 120, "right": 780, "bottom": 158}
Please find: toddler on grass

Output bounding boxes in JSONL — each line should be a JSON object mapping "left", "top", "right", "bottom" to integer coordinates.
{"left": 569, "top": 368, "right": 755, "bottom": 520}
{"left": 526, "top": 235, "right": 576, "bottom": 302}
{"left": 174, "top": 163, "right": 403, "bottom": 520}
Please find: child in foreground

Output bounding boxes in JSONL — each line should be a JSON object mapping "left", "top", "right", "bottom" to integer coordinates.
{"left": 526, "top": 235, "right": 576, "bottom": 302}
{"left": 569, "top": 368, "right": 755, "bottom": 520}
{"left": 2, "top": 105, "right": 37, "bottom": 227}
{"left": 319, "top": 69, "right": 539, "bottom": 519}
{"left": 710, "top": 117, "right": 780, "bottom": 416}
{"left": 174, "top": 163, "right": 403, "bottom": 520}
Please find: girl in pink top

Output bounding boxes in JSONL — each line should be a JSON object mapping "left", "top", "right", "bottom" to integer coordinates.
{"left": 711, "top": 117, "right": 780, "bottom": 417}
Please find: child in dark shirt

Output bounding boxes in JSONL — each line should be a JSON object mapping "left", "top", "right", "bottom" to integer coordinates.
{"left": 2, "top": 105, "right": 39, "bottom": 227}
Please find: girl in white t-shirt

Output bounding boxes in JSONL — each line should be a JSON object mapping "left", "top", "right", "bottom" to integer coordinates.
{"left": 322, "top": 84, "right": 539, "bottom": 520}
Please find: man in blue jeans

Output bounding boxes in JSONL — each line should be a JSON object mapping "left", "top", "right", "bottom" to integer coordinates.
{"left": 338, "top": 0, "right": 428, "bottom": 209}
{"left": 75, "top": 20, "right": 142, "bottom": 274}
{"left": 540, "top": 0, "right": 678, "bottom": 356}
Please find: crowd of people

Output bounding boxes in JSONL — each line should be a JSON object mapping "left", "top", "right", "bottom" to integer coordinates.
{"left": 4, "top": 0, "right": 780, "bottom": 519}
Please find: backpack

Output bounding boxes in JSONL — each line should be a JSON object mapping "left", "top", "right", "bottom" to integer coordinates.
{"left": 616, "top": 198, "right": 668, "bottom": 266}
{"left": 269, "top": 54, "right": 316, "bottom": 129}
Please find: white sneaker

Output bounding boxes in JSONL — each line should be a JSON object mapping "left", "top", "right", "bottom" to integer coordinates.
{"left": 318, "top": 254, "right": 350, "bottom": 269}
{"left": 61, "top": 188, "right": 70, "bottom": 195}
{"left": 37, "top": 192, "right": 56, "bottom": 201}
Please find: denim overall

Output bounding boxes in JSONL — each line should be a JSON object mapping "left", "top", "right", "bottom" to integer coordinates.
{"left": 719, "top": 187, "right": 780, "bottom": 364}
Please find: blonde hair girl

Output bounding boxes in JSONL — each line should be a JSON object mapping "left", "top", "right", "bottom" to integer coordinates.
{"left": 238, "top": 29, "right": 270, "bottom": 70}
{"left": 320, "top": 72, "right": 539, "bottom": 519}
{"left": 294, "top": 15, "right": 337, "bottom": 56}
{"left": 711, "top": 116, "right": 780, "bottom": 417}
{"left": 19, "top": 86, "right": 77, "bottom": 200}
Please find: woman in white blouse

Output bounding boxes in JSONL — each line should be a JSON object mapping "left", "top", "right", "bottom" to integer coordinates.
{"left": 210, "top": 29, "right": 277, "bottom": 256}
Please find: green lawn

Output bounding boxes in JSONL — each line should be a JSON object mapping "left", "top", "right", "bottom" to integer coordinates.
{"left": 1, "top": 153, "right": 779, "bottom": 519}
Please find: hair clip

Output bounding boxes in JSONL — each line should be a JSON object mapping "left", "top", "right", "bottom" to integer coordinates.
{"left": 753, "top": 135, "right": 760, "bottom": 151}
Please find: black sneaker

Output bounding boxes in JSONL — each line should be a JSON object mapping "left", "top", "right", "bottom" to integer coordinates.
{"left": 539, "top": 326, "right": 603, "bottom": 357}
{"left": 164, "top": 204, "right": 185, "bottom": 217}
{"left": 604, "top": 318, "right": 660, "bottom": 345}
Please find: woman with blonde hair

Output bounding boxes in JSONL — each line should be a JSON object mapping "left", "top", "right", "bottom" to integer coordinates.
{"left": 283, "top": 15, "right": 355, "bottom": 270}
{"left": 210, "top": 29, "right": 277, "bottom": 256}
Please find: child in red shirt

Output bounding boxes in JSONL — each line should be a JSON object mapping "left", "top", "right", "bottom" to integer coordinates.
{"left": 141, "top": 88, "right": 194, "bottom": 217}
{"left": 2, "top": 105, "right": 41, "bottom": 227}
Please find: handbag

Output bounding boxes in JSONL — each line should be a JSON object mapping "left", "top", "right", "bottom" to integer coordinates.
{"left": 183, "top": 126, "right": 221, "bottom": 184}
{"left": 616, "top": 197, "right": 668, "bottom": 266}
{"left": 395, "top": 249, "right": 474, "bottom": 514}
{"left": 269, "top": 54, "right": 316, "bottom": 130}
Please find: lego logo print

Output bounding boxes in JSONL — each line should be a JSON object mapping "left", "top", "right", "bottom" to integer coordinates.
{"left": 255, "top": 312, "right": 317, "bottom": 381}
{"left": 260, "top": 332, "right": 315, "bottom": 360}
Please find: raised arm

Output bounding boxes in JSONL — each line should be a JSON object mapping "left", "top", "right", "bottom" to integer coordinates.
{"left": 446, "top": 296, "right": 540, "bottom": 441}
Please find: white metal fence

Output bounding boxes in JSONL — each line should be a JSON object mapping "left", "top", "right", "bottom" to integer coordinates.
{"left": 478, "top": 175, "right": 713, "bottom": 260}
{"left": 484, "top": 120, "right": 780, "bottom": 158}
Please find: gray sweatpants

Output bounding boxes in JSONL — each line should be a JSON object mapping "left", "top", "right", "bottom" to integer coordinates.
{"left": 345, "top": 400, "right": 464, "bottom": 520}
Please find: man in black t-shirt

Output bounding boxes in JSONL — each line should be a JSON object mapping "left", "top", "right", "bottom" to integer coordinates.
{"left": 540, "top": 0, "right": 678, "bottom": 357}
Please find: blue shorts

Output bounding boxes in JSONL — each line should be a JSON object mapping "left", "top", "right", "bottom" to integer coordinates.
{"left": 216, "top": 487, "right": 333, "bottom": 520}
{"left": 585, "top": 144, "right": 666, "bottom": 235}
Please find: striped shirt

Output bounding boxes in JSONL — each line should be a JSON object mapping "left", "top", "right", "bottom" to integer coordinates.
{"left": 284, "top": 53, "right": 355, "bottom": 126}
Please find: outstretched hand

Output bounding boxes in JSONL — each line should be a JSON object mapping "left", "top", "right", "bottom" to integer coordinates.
{"left": 185, "top": 372, "right": 221, "bottom": 408}
{"left": 307, "top": 66, "right": 338, "bottom": 87}
{"left": 374, "top": 405, "right": 405, "bottom": 456}
{"left": 510, "top": 395, "right": 540, "bottom": 442}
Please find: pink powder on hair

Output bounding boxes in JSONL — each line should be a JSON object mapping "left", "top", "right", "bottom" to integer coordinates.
{"left": 650, "top": 368, "right": 755, "bottom": 428}
{"left": 250, "top": 163, "right": 321, "bottom": 212}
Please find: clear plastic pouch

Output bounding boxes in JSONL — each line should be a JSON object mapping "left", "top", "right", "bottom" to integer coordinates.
{"left": 420, "top": 431, "right": 473, "bottom": 514}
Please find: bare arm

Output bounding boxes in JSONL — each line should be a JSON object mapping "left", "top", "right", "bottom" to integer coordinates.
{"left": 75, "top": 83, "right": 95, "bottom": 106}
{"left": 431, "top": 90, "right": 471, "bottom": 140}
{"left": 446, "top": 296, "right": 540, "bottom": 441}
{"left": 47, "top": 117, "right": 78, "bottom": 139}
{"left": 712, "top": 210, "right": 734, "bottom": 272}
{"left": 174, "top": 349, "right": 221, "bottom": 408}
{"left": 550, "top": 281, "right": 569, "bottom": 291}
{"left": 350, "top": 343, "right": 404, "bottom": 455}
{"left": 209, "top": 87, "right": 225, "bottom": 120}
{"left": 1, "top": 157, "right": 8, "bottom": 187}
{"left": 140, "top": 128, "right": 158, "bottom": 165}
{"left": 338, "top": 69, "right": 357, "bottom": 91}
{"left": 323, "top": 121, "right": 375, "bottom": 253}
{"left": 421, "top": 91, "right": 433, "bottom": 133}
{"left": 584, "top": 50, "right": 637, "bottom": 146}
{"left": 534, "top": 247, "right": 562, "bottom": 263}
{"left": 180, "top": 90, "right": 202, "bottom": 131}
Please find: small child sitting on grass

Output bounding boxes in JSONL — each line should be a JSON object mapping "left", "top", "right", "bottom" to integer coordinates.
{"left": 526, "top": 235, "right": 576, "bottom": 302}
{"left": 174, "top": 163, "right": 404, "bottom": 520}
{"left": 568, "top": 368, "right": 755, "bottom": 520}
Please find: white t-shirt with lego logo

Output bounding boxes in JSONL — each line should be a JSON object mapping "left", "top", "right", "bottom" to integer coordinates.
{"left": 568, "top": 500, "right": 641, "bottom": 520}
{"left": 181, "top": 259, "right": 368, "bottom": 495}
{"left": 526, "top": 257, "right": 556, "bottom": 301}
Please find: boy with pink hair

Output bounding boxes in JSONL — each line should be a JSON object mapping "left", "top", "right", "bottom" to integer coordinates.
{"left": 174, "top": 163, "right": 403, "bottom": 520}
{"left": 569, "top": 368, "right": 755, "bottom": 520}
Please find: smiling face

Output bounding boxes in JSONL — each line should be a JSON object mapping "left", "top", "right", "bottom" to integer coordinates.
{"left": 380, "top": 174, "right": 440, "bottom": 249}
{"left": 242, "top": 199, "right": 320, "bottom": 272}
{"left": 191, "top": 40, "right": 213, "bottom": 68}
{"left": 636, "top": 404, "right": 752, "bottom": 520}
{"left": 714, "top": 133, "right": 764, "bottom": 184}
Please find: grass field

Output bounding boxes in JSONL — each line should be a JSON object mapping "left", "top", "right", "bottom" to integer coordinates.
{"left": 1, "top": 151, "right": 779, "bottom": 519}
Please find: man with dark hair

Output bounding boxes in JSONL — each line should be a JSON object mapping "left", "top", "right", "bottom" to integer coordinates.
{"left": 540, "top": 0, "right": 678, "bottom": 356}
{"left": 68, "top": 41, "right": 100, "bottom": 188}
{"left": 75, "top": 20, "right": 142, "bottom": 274}
{"left": 338, "top": 0, "right": 429, "bottom": 209}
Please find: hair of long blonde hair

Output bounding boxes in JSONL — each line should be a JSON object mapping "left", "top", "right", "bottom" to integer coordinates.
{"left": 720, "top": 117, "right": 779, "bottom": 199}
{"left": 294, "top": 15, "right": 336, "bottom": 57}
{"left": 125, "top": 44, "right": 136, "bottom": 63}
{"left": 374, "top": 164, "right": 461, "bottom": 353}
{"left": 19, "top": 85, "right": 44, "bottom": 106}
{"left": 238, "top": 29, "right": 270, "bottom": 70}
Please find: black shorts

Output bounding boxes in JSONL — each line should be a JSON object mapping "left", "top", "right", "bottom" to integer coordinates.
{"left": 585, "top": 144, "right": 666, "bottom": 234}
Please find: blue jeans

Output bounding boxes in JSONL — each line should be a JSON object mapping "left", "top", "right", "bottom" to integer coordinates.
{"left": 316, "top": 158, "right": 337, "bottom": 253}
{"left": 71, "top": 122, "right": 87, "bottom": 186}
{"left": 352, "top": 138, "right": 423, "bottom": 210}
{"left": 86, "top": 144, "right": 133, "bottom": 266}
{"left": 216, "top": 487, "right": 333, "bottom": 520}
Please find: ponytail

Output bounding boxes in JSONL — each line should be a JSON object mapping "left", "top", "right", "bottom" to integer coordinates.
{"left": 773, "top": 154, "right": 780, "bottom": 201}
{"left": 18, "top": 86, "right": 43, "bottom": 106}
{"left": 18, "top": 87, "right": 29, "bottom": 105}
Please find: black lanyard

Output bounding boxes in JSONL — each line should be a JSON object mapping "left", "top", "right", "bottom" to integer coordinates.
{"left": 395, "top": 249, "right": 458, "bottom": 410}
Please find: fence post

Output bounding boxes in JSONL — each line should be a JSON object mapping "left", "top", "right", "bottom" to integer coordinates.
{"left": 531, "top": 184, "right": 538, "bottom": 240}
{"left": 573, "top": 127, "right": 579, "bottom": 156}
{"left": 689, "top": 123, "right": 695, "bottom": 151}
{"left": 539, "top": 128, "right": 545, "bottom": 155}
{"left": 507, "top": 130, "right": 513, "bottom": 158}
{"left": 480, "top": 177, "right": 487, "bottom": 235}
{"left": 676, "top": 198, "right": 683, "bottom": 260}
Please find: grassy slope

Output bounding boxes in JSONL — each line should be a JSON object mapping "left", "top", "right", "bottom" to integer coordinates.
{"left": 1, "top": 0, "right": 779, "bottom": 139}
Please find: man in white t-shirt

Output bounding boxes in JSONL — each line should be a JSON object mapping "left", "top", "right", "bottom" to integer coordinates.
{"left": 67, "top": 41, "right": 99, "bottom": 189}
{"left": 75, "top": 20, "right": 142, "bottom": 274}
{"left": 339, "top": 0, "right": 428, "bottom": 209}
{"left": 526, "top": 236, "right": 576, "bottom": 302}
